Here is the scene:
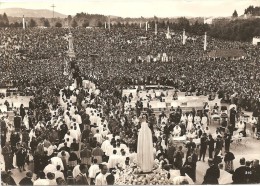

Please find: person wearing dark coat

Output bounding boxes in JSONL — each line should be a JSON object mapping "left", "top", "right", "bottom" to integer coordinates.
{"left": 58, "top": 122, "right": 68, "bottom": 141}
{"left": 2, "top": 142, "right": 14, "bottom": 171}
{"left": 29, "top": 99, "right": 34, "bottom": 111}
{"left": 1, "top": 171, "right": 16, "bottom": 185}
{"left": 232, "top": 158, "right": 249, "bottom": 184}
{"left": 16, "top": 144, "right": 27, "bottom": 172}
{"left": 199, "top": 133, "right": 208, "bottom": 162}
{"left": 215, "top": 135, "right": 224, "bottom": 151}
{"left": 224, "top": 132, "right": 232, "bottom": 152}
{"left": 251, "top": 159, "right": 260, "bottom": 183}
{"left": 166, "top": 142, "right": 176, "bottom": 167}
{"left": 14, "top": 114, "right": 22, "bottom": 131}
{"left": 203, "top": 159, "right": 220, "bottom": 184}
{"left": 174, "top": 146, "right": 184, "bottom": 170}
{"left": 183, "top": 155, "right": 196, "bottom": 182}
{"left": 20, "top": 104, "right": 26, "bottom": 120}
{"left": 208, "top": 134, "right": 215, "bottom": 159}
{"left": 230, "top": 107, "right": 236, "bottom": 127}
{"left": 185, "top": 138, "right": 196, "bottom": 159}
{"left": 19, "top": 171, "right": 33, "bottom": 185}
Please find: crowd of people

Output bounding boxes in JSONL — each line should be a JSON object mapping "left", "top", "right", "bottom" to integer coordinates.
{"left": 0, "top": 26, "right": 260, "bottom": 185}
{"left": 0, "top": 27, "right": 260, "bottom": 111}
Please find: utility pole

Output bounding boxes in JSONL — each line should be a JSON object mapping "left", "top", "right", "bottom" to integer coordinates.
{"left": 51, "top": 4, "right": 56, "bottom": 19}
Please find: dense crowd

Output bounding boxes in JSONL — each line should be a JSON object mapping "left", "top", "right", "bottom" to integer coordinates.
{"left": 1, "top": 27, "right": 260, "bottom": 185}
{"left": 0, "top": 27, "right": 260, "bottom": 111}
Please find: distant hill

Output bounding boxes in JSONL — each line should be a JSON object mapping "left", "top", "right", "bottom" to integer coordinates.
{"left": 0, "top": 8, "right": 67, "bottom": 18}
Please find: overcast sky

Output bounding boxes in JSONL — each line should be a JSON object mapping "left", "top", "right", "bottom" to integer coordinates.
{"left": 0, "top": 0, "right": 259, "bottom": 18}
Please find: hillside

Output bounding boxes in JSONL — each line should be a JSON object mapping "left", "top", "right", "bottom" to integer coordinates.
{"left": 0, "top": 8, "right": 67, "bottom": 18}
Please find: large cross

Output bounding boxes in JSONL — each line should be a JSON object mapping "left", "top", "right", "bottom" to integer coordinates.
{"left": 51, "top": 4, "right": 56, "bottom": 19}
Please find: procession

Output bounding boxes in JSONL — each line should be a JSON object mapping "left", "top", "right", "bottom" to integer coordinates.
{"left": 1, "top": 1, "right": 260, "bottom": 185}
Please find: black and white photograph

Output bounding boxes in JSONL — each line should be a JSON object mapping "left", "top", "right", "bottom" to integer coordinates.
{"left": 0, "top": 0, "right": 260, "bottom": 185}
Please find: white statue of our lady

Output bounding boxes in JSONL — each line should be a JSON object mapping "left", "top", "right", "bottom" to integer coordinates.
{"left": 137, "top": 114, "right": 154, "bottom": 173}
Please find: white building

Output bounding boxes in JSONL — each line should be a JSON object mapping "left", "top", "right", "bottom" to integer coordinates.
{"left": 204, "top": 17, "right": 213, "bottom": 25}
{"left": 253, "top": 37, "right": 260, "bottom": 46}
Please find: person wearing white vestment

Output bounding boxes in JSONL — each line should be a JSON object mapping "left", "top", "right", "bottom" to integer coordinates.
{"left": 204, "top": 126, "right": 211, "bottom": 136}
{"left": 51, "top": 156, "right": 64, "bottom": 171}
{"left": 137, "top": 116, "right": 154, "bottom": 173}
{"left": 173, "top": 125, "right": 181, "bottom": 137}
{"left": 181, "top": 114, "right": 187, "bottom": 124}
{"left": 23, "top": 114, "right": 29, "bottom": 130}
{"left": 45, "top": 143, "right": 56, "bottom": 156}
{"left": 201, "top": 115, "right": 208, "bottom": 126}
{"left": 187, "top": 114, "right": 194, "bottom": 131}
{"left": 236, "top": 121, "right": 245, "bottom": 133}
{"left": 95, "top": 164, "right": 109, "bottom": 185}
{"left": 94, "top": 130, "right": 103, "bottom": 144}
{"left": 73, "top": 111, "right": 82, "bottom": 125}
{"left": 43, "top": 161, "right": 57, "bottom": 176}
{"left": 194, "top": 115, "right": 201, "bottom": 124}
{"left": 57, "top": 151, "right": 70, "bottom": 163}
{"left": 101, "top": 137, "right": 111, "bottom": 156}
{"left": 54, "top": 165, "right": 65, "bottom": 179}
{"left": 88, "top": 159, "right": 100, "bottom": 184}
{"left": 72, "top": 165, "right": 80, "bottom": 178}
{"left": 107, "top": 150, "right": 119, "bottom": 170}
{"left": 29, "top": 129, "right": 36, "bottom": 142}
{"left": 69, "top": 128, "right": 80, "bottom": 141}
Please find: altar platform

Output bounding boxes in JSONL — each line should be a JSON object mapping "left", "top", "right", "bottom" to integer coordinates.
{"left": 122, "top": 88, "right": 221, "bottom": 112}
{"left": 0, "top": 95, "right": 32, "bottom": 113}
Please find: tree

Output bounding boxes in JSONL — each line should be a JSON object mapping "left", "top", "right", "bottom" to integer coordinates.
{"left": 68, "top": 15, "right": 72, "bottom": 25}
{"left": 82, "top": 20, "right": 89, "bottom": 27}
{"left": 55, "top": 22, "right": 62, "bottom": 27}
{"left": 97, "top": 21, "right": 102, "bottom": 27}
{"left": 44, "top": 19, "right": 50, "bottom": 27}
{"left": 232, "top": 10, "right": 238, "bottom": 18}
{"left": 29, "top": 18, "right": 37, "bottom": 27}
{"left": 177, "top": 17, "right": 190, "bottom": 31}
{"left": 71, "top": 19, "right": 78, "bottom": 28}
{"left": 3, "top": 13, "right": 9, "bottom": 26}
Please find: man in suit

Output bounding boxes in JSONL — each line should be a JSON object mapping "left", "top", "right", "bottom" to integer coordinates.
{"left": 2, "top": 142, "right": 14, "bottom": 171}
{"left": 19, "top": 171, "right": 33, "bottom": 185}
{"left": 190, "top": 149, "right": 198, "bottom": 182}
{"left": 232, "top": 157, "right": 249, "bottom": 184}
{"left": 203, "top": 158, "right": 220, "bottom": 184}
{"left": 14, "top": 113, "right": 22, "bottom": 131}
{"left": 185, "top": 138, "right": 196, "bottom": 159}
{"left": 208, "top": 134, "right": 215, "bottom": 159}
{"left": 199, "top": 133, "right": 208, "bottom": 162}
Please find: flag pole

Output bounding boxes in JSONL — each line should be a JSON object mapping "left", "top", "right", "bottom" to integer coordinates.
{"left": 204, "top": 32, "right": 207, "bottom": 51}
{"left": 155, "top": 22, "right": 157, "bottom": 35}
{"left": 23, "top": 15, "right": 25, "bottom": 29}
{"left": 108, "top": 16, "right": 111, "bottom": 31}
{"left": 182, "top": 29, "right": 186, "bottom": 45}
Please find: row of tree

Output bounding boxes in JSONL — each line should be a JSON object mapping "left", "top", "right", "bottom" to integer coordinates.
{"left": 1, "top": 10, "right": 260, "bottom": 42}
{"left": 244, "top": 6, "right": 260, "bottom": 16}
{"left": 209, "top": 18, "right": 260, "bottom": 42}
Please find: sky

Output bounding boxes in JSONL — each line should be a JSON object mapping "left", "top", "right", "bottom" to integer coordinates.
{"left": 0, "top": 0, "right": 259, "bottom": 18}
